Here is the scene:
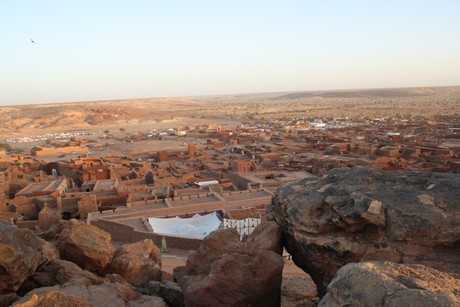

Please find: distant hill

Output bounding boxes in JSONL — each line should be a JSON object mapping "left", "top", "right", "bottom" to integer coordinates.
{"left": 1, "top": 86, "right": 459, "bottom": 137}
{"left": 272, "top": 87, "right": 438, "bottom": 100}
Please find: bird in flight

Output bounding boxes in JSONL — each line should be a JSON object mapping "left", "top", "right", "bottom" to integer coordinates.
{"left": 30, "top": 38, "right": 37, "bottom": 44}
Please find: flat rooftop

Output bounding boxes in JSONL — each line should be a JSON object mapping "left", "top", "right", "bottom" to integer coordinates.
{"left": 169, "top": 194, "right": 221, "bottom": 207}
{"left": 88, "top": 189, "right": 272, "bottom": 225}
{"left": 16, "top": 178, "right": 66, "bottom": 197}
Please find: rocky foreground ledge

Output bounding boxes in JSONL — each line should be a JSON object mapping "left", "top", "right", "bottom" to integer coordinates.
{"left": 0, "top": 220, "right": 167, "bottom": 307}
{"left": 0, "top": 167, "right": 459, "bottom": 306}
{"left": 270, "top": 166, "right": 460, "bottom": 301}
{"left": 318, "top": 261, "right": 460, "bottom": 306}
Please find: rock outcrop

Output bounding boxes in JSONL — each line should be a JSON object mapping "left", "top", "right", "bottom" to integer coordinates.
{"left": 0, "top": 221, "right": 169, "bottom": 307}
{"left": 13, "top": 280, "right": 168, "bottom": 307}
{"left": 0, "top": 222, "right": 57, "bottom": 293}
{"left": 0, "top": 293, "right": 19, "bottom": 306}
{"left": 318, "top": 261, "right": 460, "bottom": 307}
{"left": 174, "top": 223, "right": 284, "bottom": 307}
{"left": 281, "top": 273, "right": 318, "bottom": 307}
{"left": 270, "top": 167, "right": 460, "bottom": 292}
{"left": 56, "top": 220, "right": 115, "bottom": 274}
{"left": 18, "top": 259, "right": 103, "bottom": 295}
{"left": 110, "top": 239, "right": 161, "bottom": 286}
{"left": 140, "top": 280, "right": 184, "bottom": 307}
{"left": 246, "top": 220, "right": 283, "bottom": 255}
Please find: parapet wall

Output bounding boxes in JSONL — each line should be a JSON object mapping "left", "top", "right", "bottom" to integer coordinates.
{"left": 91, "top": 218, "right": 201, "bottom": 250}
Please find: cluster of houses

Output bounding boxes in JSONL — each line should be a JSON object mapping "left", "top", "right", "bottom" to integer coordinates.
{"left": 0, "top": 113, "right": 459, "bottom": 250}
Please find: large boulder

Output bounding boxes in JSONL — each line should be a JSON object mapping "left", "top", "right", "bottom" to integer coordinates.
{"left": 176, "top": 228, "right": 240, "bottom": 280}
{"left": 0, "top": 222, "right": 57, "bottom": 293}
{"left": 318, "top": 262, "right": 460, "bottom": 307}
{"left": 174, "top": 226, "right": 284, "bottom": 307}
{"left": 37, "top": 260, "right": 103, "bottom": 286}
{"left": 0, "top": 293, "right": 19, "bottom": 306}
{"left": 12, "top": 281, "right": 167, "bottom": 307}
{"left": 110, "top": 239, "right": 161, "bottom": 287}
{"left": 270, "top": 167, "right": 460, "bottom": 292}
{"left": 157, "top": 281, "right": 184, "bottom": 307}
{"left": 56, "top": 220, "right": 114, "bottom": 274}
{"left": 281, "top": 274, "right": 318, "bottom": 307}
{"left": 246, "top": 221, "right": 283, "bottom": 255}
{"left": 140, "top": 280, "right": 184, "bottom": 307}
{"left": 18, "top": 259, "right": 103, "bottom": 295}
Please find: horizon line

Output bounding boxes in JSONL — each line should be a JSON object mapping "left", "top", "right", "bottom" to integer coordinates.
{"left": 2, "top": 83, "right": 459, "bottom": 108}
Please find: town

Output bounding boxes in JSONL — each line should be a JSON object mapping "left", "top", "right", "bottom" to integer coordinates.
{"left": 2, "top": 0, "right": 460, "bottom": 304}
{"left": 1, "top": 89, "right": 459, "bottom": 306}
{"left": 1, "top": 109, "right": 459, "bottom": 239}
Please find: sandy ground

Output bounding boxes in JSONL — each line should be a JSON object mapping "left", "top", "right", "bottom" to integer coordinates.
{"left": 99, "top": 138, "right": 204, "bottom": 156}
{"left": 1, "top": 116, "right": 240, "bottom": 139}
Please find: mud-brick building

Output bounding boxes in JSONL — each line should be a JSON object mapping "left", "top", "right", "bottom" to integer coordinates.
{"left": 231, "top": 160, "right": 256, "bottom": 174}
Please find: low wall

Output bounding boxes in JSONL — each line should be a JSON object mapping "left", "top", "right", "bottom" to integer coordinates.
{"left": 91, "top": 219, "right": 202, "bottom": 250}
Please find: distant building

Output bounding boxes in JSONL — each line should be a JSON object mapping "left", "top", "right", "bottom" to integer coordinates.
{"left": 231, "top": 160, "right": 256, "bottom": 174}
{"left": 15, "top": 178, "right": 67, "bottom": 198}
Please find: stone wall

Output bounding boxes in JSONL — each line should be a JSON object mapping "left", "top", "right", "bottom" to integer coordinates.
{"left": 91, "top": 219, "right": 201, "bottom": 250}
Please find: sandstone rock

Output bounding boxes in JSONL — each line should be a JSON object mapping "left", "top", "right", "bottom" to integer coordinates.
{"left": 19, "top": 259, "right": 103, "bottom": 295}
{"left": 174, "top": 228, "right": 284, "bottom": 307}
{"left": 183, "top": 251, "right": 283, "bottom": 307}
{"left": 39, "top": 260, "right": 103, "bottom": 285}
{"left": 178, "top": 228, "right": 240, "bottom": 278}
{"left": 270, "top": 167, "right": 460, "bottom": 292}
{"left": 158, "top": 281, "right": 184, "bottom": 307}
{"left": 0, "top": 222, "right": 57, "bottom": 293}
{"left": 56, "top": 220, "right": 114, "bottom": 274}
{"left": 130, "top": 295, "right": 167, "bottom": 307}
{"left": 138, "top": 280, "right": 161, "bottom": 296}
{"left": 245, "top": 220, "right": 283, "bottom": 255}
{"left": 110, "top": 239, "right": 161, "bottom": 287}
{"left": 140, "top": 281, "right": 184, "bottom": 307}
{"left": 281, "top": 274, "right": 318, "bottom": 307}
{"left": 13, "top": 289, "right": 91, "bottom": 307}
{"left": 13, "top": 281, "right": 167, "bottom": 307}
{"left": 0, "top": 293, "right": 19, "bottom": 306}
{"left": 38, "top": 220, "right": 67, "bottom": 242}
{"left": 318, "top": 262, "right": 460, "bottom": 307}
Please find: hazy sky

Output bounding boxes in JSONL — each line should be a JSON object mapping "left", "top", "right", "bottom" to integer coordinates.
{"left": 1, "top": 0, "right": 460, "bottom": 105}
